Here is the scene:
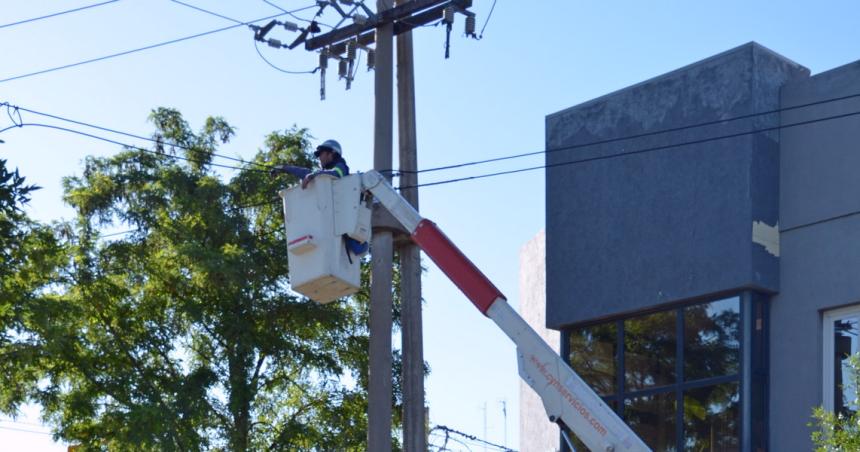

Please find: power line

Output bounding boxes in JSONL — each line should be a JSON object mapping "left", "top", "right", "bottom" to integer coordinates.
{"left": 253, "top": 39, "right": 319, "bottom": 74}
{"left": 401, "top": 107, "right": 860, "bottom": 189}
{"left": 169, "top": 0, "right": 244, "bottom": 24}
{"left": 402, "top": 91, "right": 860, "bottom": 176}
{"left": 0, "top": 0, "right": 121, "bottom": 30}
{"left": 0, "top": 6, "right": 318, "bottom": 84}
{"left": 1, "top": 101, "right": 274, "bottom": 171}
{"left": 260, "top": 0, "right": 334, "bottom": 29}
{"left": 167, "top": 1, "right": 318, "bottom": 75}
{"left": 0, "top": 424, "right": 53, "bottom": 436}
{"left": 478, "top": 0, "right": 497, "bottom": 39}
{"left": 1, "top": 122, "right": 267, "bottom": 174}
{"left": 431, "top": 425, "right": 515, "bottom": 452}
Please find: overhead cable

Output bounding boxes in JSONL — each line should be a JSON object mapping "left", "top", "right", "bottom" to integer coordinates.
{"left": 2, "top": 122, "right": 267, "bottom": 174}
{"left": 401, "top": 107, "right": 860, "bottom": 189}
{"left": 398, "top": 91, "right": 860, "bottom": 176}
{"left": 0, "top": 5, "right": 318, "bottom": 84}
{"left": 169, "top": 1, "right": 319, "bottom": 75}
{"left": 1, "top": 102, "right": 274, "bottom": 171}
{"left": 0, "top": 0, "right": 121, "bottom": 30}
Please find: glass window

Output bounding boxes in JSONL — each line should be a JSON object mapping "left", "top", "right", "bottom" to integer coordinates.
{"left": 824, "top": 306, "right": 860, "bottom": 415}
{"left": 563, "top": 296, "right": 745, "bottom": 452}
{"left": 625, "top": 310, "right": 676, "bottom": 390}
{"left": 684, "top": 298, "right": 740, "bottom": 381}
{"left": 569, "top": 322, "right": 617, "bottom": 396}
{"left": 624, "top": 392, "right": 677, "bottom": 452}
{"left": 683, "top": 383, "right": 740, "bottom": 452}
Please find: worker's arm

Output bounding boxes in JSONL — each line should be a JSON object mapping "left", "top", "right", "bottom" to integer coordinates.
{"left": 271, "top": 164, "right": 312, "bottom": 178}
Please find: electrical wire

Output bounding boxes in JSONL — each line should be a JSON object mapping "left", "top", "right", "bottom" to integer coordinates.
{"left": 261, "top": 0, "right": 335, "bottom": 29}
{"left": 253, "top": 39, "right": 319, "bottom": 74}
{"left": 0, "top": 6, "right": 318, "bottom": 84}
{"left": 399, "top": 91, "right": 860, "bottom": 176}
{"left": 1, "top": 102, "right": 275, "bottom": 171}
{"left": 2, "top": 122, "right": 268, "bottom": 174}
{"left": 478, "top": 0, "right": 497, "bottom": 39}
{"left": 0, "top": 424, "right": 52, "bottom": 436}
{"left": 400, "top": 107, "right": 860, "bottom": 190}
{"left": 0, "top": 0, "right": 121, "bottom": 30}
{"left": 431, "top": 425, "right": 515, "bottom": 451}
{"left": 169, "top": 0, "right": 244, "bottom": 24}
{"left": 168, "top": 1, "right": 319, "bottom": 75}
{"left": 780, "top": 209, "right": 860, "bottom": 234}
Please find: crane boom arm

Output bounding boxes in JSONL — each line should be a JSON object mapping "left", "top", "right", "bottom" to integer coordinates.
{"left": 359, "top": 171, "right": 651, "bottom": 452}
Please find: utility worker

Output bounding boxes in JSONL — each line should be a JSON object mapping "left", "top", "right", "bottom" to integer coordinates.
{"left": 271, "top": 139, "right": 368, "bottom": 257}
{"left": 271, "top": 139, "right": 349, "bottom": 188}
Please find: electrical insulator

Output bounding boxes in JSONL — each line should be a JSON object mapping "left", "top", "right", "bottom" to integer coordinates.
{"left": 267, "top": 39, "right": 282, "bottom": 48}
{"left": 319, "top": 50, "right": 328, "bottom": 69}
{"left": 465, "top": 15, "right": 476, "bottom": 36}
{"left": 283, "top": 21, "right": 298, "bottom": 32}
{"left": 353, "top": 14, "right": 367, "bottom": 25}
{"left": 340, "top": 0, "right": 354, "bottom": 4}
{"left": 346, "top": 40, "right": 357, "bottom": 60}
{"left": 366, "top": 48, "right": 376, "bottom": 71}
{"left": 443, "top": 6, "right": 455, "bottom": 24}
{"left": 338, "top": 58, "right": 348, "bottom": 79}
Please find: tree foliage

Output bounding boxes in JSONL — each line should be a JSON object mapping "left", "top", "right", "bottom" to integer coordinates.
{"left": 811, "top": 353, "right": 860, "bottom": 451}
{"left": 0, "top": 110, "right": 403, "bottom": 451}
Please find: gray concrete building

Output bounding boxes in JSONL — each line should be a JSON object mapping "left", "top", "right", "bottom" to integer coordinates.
{"left": 521, "top": 42, "right": 860, "bottom": 451}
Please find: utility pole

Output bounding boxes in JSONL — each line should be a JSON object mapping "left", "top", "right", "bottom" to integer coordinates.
{"left": 285, "top": 1, "right": 477, "bottom": 449}
{"left": 395, "top": 0, "right": 425, "bottom": 450}
{"left": 369, "top": 1, "right": 395, "bottom": 450}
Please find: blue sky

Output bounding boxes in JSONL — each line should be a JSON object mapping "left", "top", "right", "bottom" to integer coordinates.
{"left": 2, "top": 0, "right": 860, "bottom": 450}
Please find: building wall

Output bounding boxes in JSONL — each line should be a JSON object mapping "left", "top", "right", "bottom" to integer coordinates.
{"left": 517, "top": 230, "right": 559, "bottom": 452}
{"left": 770, "top": 59, "right": 860, "bottom": 451}
{"left": 545, "top": 43, "right": 808, "bottom": 329}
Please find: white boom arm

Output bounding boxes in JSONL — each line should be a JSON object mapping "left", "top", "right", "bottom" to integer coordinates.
{"left": 360, "top": 171, "right": 650, "bottom": 452}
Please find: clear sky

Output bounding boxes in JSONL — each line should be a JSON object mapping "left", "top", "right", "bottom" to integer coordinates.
{"left": 2, "top": 1, "right": 860, "bottom": 450}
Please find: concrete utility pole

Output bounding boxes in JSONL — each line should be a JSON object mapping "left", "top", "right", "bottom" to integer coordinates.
{"left": 297, "top": 1, "right": 476, "bottom": 449}
{"left": 395, "top": 0, "right": 425, "bottom": 449}
{"left": 369, "top": 1, "right": 395, "bottom": 450}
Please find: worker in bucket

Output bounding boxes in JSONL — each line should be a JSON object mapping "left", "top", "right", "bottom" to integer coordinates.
{"left": 271, "top": 139, "right": 369, "bottom": 257}
{"left": 270, "top": 139, "right": 349, "bottom": 187}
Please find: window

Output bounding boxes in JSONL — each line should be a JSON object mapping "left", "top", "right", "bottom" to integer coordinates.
{"left": 823, "top": 305, "right": 860, "bottom": 415}
{"left": 566, "top": 296, "right": 742, "bottom": 452}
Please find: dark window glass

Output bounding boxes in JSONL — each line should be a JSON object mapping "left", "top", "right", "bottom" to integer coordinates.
{"left": 569, "top": 322, "right": 617, "bottom": 396}
{"left": 624, "top": 392, "right": 677, "bottom": 452}
{"left": 625, "top": 311, "right": 676, "bottom": 390}
{"left": 683, "top": 383, "right": 740, "bottom": 451}
{"left": 834, "top": 316, "right": 860, "bottom": 415}
{"left": 684, "top": 298, "right": 740, "bottom": 381}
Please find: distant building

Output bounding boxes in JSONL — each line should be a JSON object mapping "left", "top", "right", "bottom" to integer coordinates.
{"left": 520, "top": 42, "right": 860, "bottom": 451}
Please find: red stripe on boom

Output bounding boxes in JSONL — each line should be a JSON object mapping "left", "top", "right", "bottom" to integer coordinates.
{"left": 410, "top": 219, "right": 505, "bottom": 315}
{"left": 288, "top": 235, "right": 312, "bottom": 246}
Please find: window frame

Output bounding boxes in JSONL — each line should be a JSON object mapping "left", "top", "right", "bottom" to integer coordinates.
{"left": 562, "top": 292, "right": 767, "bottom": 451}
{"left": 822, "top": 304, "right": 860, "bottom": 412}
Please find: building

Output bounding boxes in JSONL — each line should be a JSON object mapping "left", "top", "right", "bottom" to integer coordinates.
{"left": 520, "top": 42, "right": 860, "bottom": 451}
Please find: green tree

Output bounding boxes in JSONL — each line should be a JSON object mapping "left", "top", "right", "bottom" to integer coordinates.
{"left": 0, "top": 109, "right": 403, "bottom": 451}
{"left": 811, "top": 353, "right": 860, "bottom": 451}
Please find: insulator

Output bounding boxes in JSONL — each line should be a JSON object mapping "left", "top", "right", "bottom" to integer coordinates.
{"left": 340, "top": 0, "right": 354, "bottom": 4}
{"left": 346, "top": 40, "right": 357, "bottom": 60}
{"left": 465, "top": 15, "right": 476, "bottom": 35}
{"left": 338, "top": 58, "right": 348, "bottom": 79}
{"left": 353, "top": 13, "right": 367, "bottom": 25}
{"left": 319, "top": 50, "right": 328, "bottom": 69}
{"left": 320, "top": 68, "right": 326, "bottom": 101}
{"left": 366, "top": 48, "right": 376, "bottom": 71}
{"left": 283, "top": 21, "right": 298, "bottom": 32}
{"left": 443, "top": 6, "right": 455, "bottom": 24}
{"left": 267, "top": 39, "right": 282, "bottom": 48}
